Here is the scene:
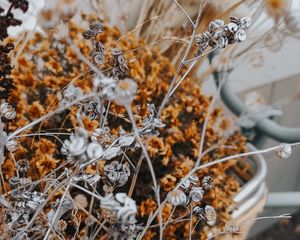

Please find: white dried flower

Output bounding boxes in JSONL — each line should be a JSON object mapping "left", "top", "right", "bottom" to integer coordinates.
{"left": 192, "top": 206, "right": 204, "bottom": 217}
{"left": 167, "top": 189, "right": 187, "bottom": 206}
{"left": 234, "top": 29, "right": 247, "bottom": 42}
{"left": 115, "top": 193, "right": 137, "bottom": 224}
{"left": 86, "top": 142, "right": 103, "bottom": 159}
{"left": 74, "top": 194, "right": 88, "bottom": 209}
{"left": 224, "top": 220, "right": 240, "bottom": 233}
{"left": 189, "top": 187, "right": 204, "bottom": 203}
{"left": 276, "top": 143, "right": 292, "bottom": 159}
{"left": 114, "top": 78, "right": 137, "bottom": 106}
{"left": 205, "top": 205, "right": 217, "bottom": 226}
{"left": 226, "top": 22, "right": 239, "bottom": 33}
{"left": 6, "top": 139, "right": 18, "bottom": 152}
{"left": 181, "top": 178, "right": 191, "bottom": 190}
{"left": 61, "top": 84, "right": 83, "bottom": 105}
{"left": 64, "top": 128, "right": 88, "bottom": 157}
{"left": 101, "top": 193, "right": 137, "bottom": 224}
{"left": 118, "top": 172, "right": 129, "bottom": 186}
{"left": 188, "top": 175, "right": 199, "bottom": 185}
{"left": 0, "top": 102, "right": 16, "bottom": 120}
{"left": 240, "top": 17, "right": 252, "bottom": 29}
{"left": 107, "top": 170, "right": 120, "bottom": 183}
{"left": 202, "top": 176, "right": 214, "bottom": 191}
{"left": 101, "top": 193, "right": 120, "bottom": 209}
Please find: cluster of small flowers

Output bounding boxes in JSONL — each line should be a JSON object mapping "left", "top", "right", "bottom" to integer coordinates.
{"left": 167, "top": 175, "right": 214, "bottom": 206}
{"left": 193, "top": 205, "right": 217, "bottom": 226}
{"left": 62, "top": 127, "right": 103, "bottom": 162}
{"left": 100, "top": 193, "right": 138, "bottom": 226}
{"left": 1, "top": 190, "right": 45, "bottom": 229}
{"left": 195, "top": 16, "right": 251, "bottom": 56}
{"left": 109, "top": 48, "right": 129, "bottom": 80}
{"left": 82, "top": 98, "right": 102, "bottom": 120}
{"left": 104, "top": 161, "right": 131, "bottom": 188}
{"left": 166, "top": 175, "right": 216, "bottom": 226}
{"left": 83, "top": 22, "right": 106, "bottom": 65}
{"left": 58, "top": 84, "right": 83, "bottom": 107}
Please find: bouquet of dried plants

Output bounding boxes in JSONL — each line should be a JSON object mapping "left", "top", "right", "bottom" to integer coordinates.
{"left": 0, "top": 0, "right": 299, "bottom": 239}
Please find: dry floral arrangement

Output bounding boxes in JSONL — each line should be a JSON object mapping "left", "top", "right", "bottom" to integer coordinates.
{"left": 0, "top": 0, "right": 299, "bottom": 239}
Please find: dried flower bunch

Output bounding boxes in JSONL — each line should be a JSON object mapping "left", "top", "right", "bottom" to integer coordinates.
{"left": 0, "top": 1, "right": 265, "bottom": 239}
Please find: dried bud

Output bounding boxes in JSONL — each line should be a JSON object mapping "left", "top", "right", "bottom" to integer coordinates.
{"left": 189, "top": 187, "right": 204, "bottom": 202}
{"left": 86, "top": 142, "right": 103, "bottom": 159}
{"left": 234, "top": 29, "right": 247, "bottom": 42}
{"left": 89, "top": 22, "right": 103, "bottom": 34}
{"left": 224, "top": 220, "right": 240, "bottom": 233}
{"left": 226, "top": 23, "right": 239, "bottom": 33}
{"left": 240, "top": 17, "right": 252, "bottom": 29}
{"left": 6, "top": 139, "right": 18, "bottom": 152}
{"left": 167, "top": 189, "right": 187, "bottom": 206}
{"left": 205, "top": 205, "right": 217, "bottom": 226}
{"left": 82, "top": 29, "right": 96, "bottom": 39}
{"left": 93, "top": 52, "right": 105, "bottom": 65}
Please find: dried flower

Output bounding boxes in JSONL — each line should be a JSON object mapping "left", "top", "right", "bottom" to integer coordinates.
{"left": 104, "top": 161, "right": 131, "bottom": 187}
{"left": 56, "top": 220, "right": 67, "bottom": 231}
{"left": 63, "top": 128, "right": 87, "bottom": 157}
{"left": 224, "top": 220, "right": 240, "bottom": 233}
{"left": 276, "top": 143, "right": 292, "bottom": 159}
{"left": 192, "top": 206, "right": 204, "bottom": 217}
{"left": 6, "top": 139, "right": 18, "bottom": 152}
{"left": 167, "top": 189, "right": 187, "bottom": 206}
{"left": 89, "top": 22, "right": 104, "bottom": 34}
{"left": 86, "top": 142, "right": 103, "bottom": 159}
{"left": 188, "top": 187, "right": 204, "bottom": 203}
{"left": 101, "top": 193, "right": 137, "bottom": 224}
{"left": 114, "top": 78, "right": 137, "bottom": 106}
{"left": 202, "top": 176, "right": 214, "bottom": 191}
{"left": 204, "top": 205, "right": 217, "bottom": 226}
{"left": 195, "top": 16, "right": 251, "bottom": 56}
{"left": 74, "top": 194, "right": 88, "bottom": 209}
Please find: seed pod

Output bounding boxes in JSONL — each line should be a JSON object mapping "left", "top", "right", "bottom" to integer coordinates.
{"left": 234, "top": 29, "right": 247, "bottom": 42}
{"left": 112, "top": 48, "right": 122, "bottom": 56}
{"left": 240, "top": 17, "right": 252, "bottom": 29}
{"left": 96, "top": 41, "right": 105, "bottom": 53}
{"left": 9, "top": 176, "right": 20, "bottom": 189}
{"left": 189, "top": 187, "right": 204, "bottom": 202}
{"left": 205, "top": 205, "right": 217, "bottom": 226}
{"left": 167, "top": 189, "right": 187, "bottom": 206}
{"left": 6, "top": 139, "right": 18, "bottom": 152}
{"left": 89, "top": 22, "right": 103, "bottom": 34}
{"left": 230, "top": 16, "right": 240, "bottom": 25}
{"left": 93, "top": 52, "right": 105, "bottom": 65}
{"left": 82, "top": 29, "right": 96, "bottom": 39}
{"left": 226, "top": 23, "right": 239, "bottom": 33}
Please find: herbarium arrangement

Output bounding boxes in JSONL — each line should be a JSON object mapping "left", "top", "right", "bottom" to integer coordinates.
{"left": 0, "top": 0, "right": 298, "bottom": 239}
